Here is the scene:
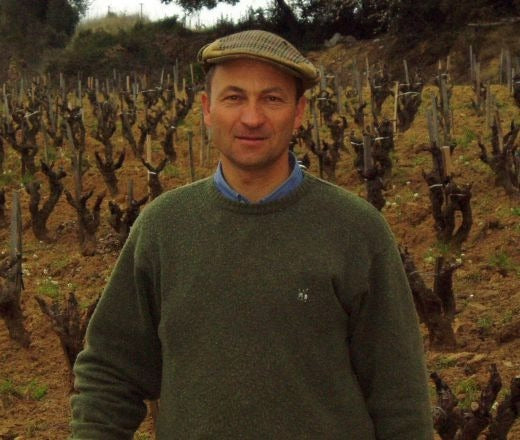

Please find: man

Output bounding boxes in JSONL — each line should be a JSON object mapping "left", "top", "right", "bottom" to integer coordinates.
{"left": 71, "top": 30, "right": 433, "bottom": 439}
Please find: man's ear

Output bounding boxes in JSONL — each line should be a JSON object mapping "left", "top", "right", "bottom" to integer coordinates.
{"left": 201, "top": 92, "right": 211, "bottom": 127}
{"left": 293, "top": 95, "right": 306, "bottom": 130}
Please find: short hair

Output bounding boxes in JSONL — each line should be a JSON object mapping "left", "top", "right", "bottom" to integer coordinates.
{"left": 204, "top": 64, "right": 305, "bottom": 102}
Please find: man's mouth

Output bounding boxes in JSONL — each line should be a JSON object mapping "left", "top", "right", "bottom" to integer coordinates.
{"left": 235, "top": 135, "right": 268, "bottom": 141}
{"left": 235, "top": 135, "right": 269, "bottom": 145}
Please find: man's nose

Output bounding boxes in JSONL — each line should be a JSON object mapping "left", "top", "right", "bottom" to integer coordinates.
{"left": 240, "top": 102, "right": 265, "bottom": 127}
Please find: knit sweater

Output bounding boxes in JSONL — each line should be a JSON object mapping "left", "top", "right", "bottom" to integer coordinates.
{"left": 71, "top": 173, "right": 434, "bottom": 439}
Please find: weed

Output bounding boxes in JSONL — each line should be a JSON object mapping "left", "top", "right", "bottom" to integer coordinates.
{"left": 0, "top": 378, "right": 48, "bottom": 401}
{"left": 456, "top": 128, "right": 476, "bottom": 150}
{"left": 423, "top": 247, "right": 436, "bottom": 265}
{"left": 477, "top": 315, "right": 494, "bottom": 336}
{"left": 456, "top": 377, "right": 480, "bottom": 409}
{"left": 163, "top": 164, "right": 180, "bottom": 178}
{"left": 511, "top": 207, "right": 520, "bottom": 216}
{"left": 0, "top": 169, "right": 17, "bottom": 187}
{"left": 37, "top": 278, "right": 61, "bottom": 299}
{"left": 488, "top": 250, "right": 517, "bottom": 275}
{"left": 500, "top": 310, "right": 513, "bottom": 325}
{"left": 25, "top": 421, "right": 45, "bottom": 438}
{"left": 50, "top": 256, "right": 71, "bottom": 272}
{"left": 412, "top": 155, "right": 428, "bottom": 167}
{"left": 463, "top": 272, "right": 483, "bottom": 283}
{"left": 434, "top": 241, "right": 453, "bottom": 257}
{"left": 44, "top": 145, "right": 59, "bottom": 162}
{"left": 429, "top": 384, "right": 437, "bottom": 401}
{"left": 0, "top": 379, "right": 21, "bottom": 398}
{"left": 25, "top": 380, "right": 48, "bottom": 401}
{"left": 20, "top": 173, "right": 36, "bottom": 186}
{"left": 435, "top": 356, "right": 457, "bottom": 370}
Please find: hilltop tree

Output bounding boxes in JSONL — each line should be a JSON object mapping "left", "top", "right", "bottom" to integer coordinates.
{"left": 160, "top": 0, "right": 240, "bottom": 13}
{"left": 0, "top": 0, "right": 88, "bottom": 78}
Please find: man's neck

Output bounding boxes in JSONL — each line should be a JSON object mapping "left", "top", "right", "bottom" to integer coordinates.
{"left": 220, "top": 157, "right": 291, "bottom": 203}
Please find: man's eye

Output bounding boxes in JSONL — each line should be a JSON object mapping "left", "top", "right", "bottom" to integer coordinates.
{"left": 266, "top": 95, "right": 283, "bottom": 102}
{"left": 224, "top": 95, "right": 241, "bottom": 101}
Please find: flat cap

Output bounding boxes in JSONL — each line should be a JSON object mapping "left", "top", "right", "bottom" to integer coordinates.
{"left": 197, "top": 30, "right": 319, "bottom": 90}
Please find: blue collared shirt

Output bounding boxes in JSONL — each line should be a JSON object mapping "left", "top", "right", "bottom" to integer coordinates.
{"left": 213, "top": 152, "right": 304, "bottom": 204}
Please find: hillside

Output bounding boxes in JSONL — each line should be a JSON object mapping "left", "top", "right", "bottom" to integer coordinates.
{"left": 1, "top": 27, "right": 520, "bottom": 439}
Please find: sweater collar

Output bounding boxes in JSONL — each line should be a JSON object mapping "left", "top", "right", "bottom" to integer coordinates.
{"left": 213, "top": 152, "right": 304, "bottom": 204}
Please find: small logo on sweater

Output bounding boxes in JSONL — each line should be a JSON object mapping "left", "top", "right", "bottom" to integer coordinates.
{"left": 297, "top": 288, "right": 310, "bottom": 302}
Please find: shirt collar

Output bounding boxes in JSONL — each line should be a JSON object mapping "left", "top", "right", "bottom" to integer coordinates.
{"left": 213, "top": 152, "right": 304, "bottom": 204}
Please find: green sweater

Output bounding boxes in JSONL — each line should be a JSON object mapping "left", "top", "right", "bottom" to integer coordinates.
{"left": 71, "top": 173, "right": 433, "bottom": 439}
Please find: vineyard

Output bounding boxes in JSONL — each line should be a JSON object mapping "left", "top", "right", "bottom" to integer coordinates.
{"left": 1, "top": 30, "right": 520, "bottom": 439}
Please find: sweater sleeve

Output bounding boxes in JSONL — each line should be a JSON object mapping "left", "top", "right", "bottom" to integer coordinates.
{"left": 347, "top": 240, "right": 434, "bottom": 440}
{"left": 70, "top": 220, "right": 162, "bottom": 439}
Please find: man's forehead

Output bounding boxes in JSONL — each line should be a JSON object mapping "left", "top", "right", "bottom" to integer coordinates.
{"left": 214, "top": 58, "right": 295, "bottom": 78}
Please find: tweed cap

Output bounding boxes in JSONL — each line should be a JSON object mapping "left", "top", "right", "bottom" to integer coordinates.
{"left": 197, "top": 30, "right": 319, "bottom": 90}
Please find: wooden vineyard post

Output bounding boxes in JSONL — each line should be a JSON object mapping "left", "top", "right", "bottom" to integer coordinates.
{"left": 319, "top": 64, "right": 326, "bottom": 91}
{"left": 41, "top": 119, "right": 50, "bottom": 163}
{"left": 403, "top": 59, "right": 410, "bottom": 87}
{"left": 441, "top": 146, "right": 452, "bottom": 180}
{"left": 469, "top": 45, "right": 474, "bottom": 82}
{"left": 494, "top": 110, "right": 504, "bottom": 153}
{"left": 59, "top": 72, "right": 65, "bottom": 103}
{"left": 355, "top": 65, "right": 362, "bottom": 108}
{"left": 429, "top": 94, "right": 441, "bottom": 147}
{"left": 146, "top": 134, "right": 153, "bottom": 190}
{"left": 485, "top": 81, "right": 492, "bottom": 129}
{"left": 309, "top": 100, "right": 323, "bottom": 178}
{"left": 506, "top": 48, "right": 512, "bottom": 95}
{"left": 334, "top": 74, "right": 342, "bottom": 115}
{"left": 500, "top": 48, "right": 504, "bottom": 84}
{"left": 393, "top": 81, "right": 399, "bottom": 134}
{"left": 475, "top": 62, "right": 481, "bottom": 111}
{"left": 188, "top": 130, "right": 195, "bottom": 182}
{"left": 199, "top": 108, "right": 208, "bottom": 166}
{"left": 127, "top": 180, "right": 134, "bottom": 211}
{"left": 0, "top": 191, "right": 30, "bottom": 347}
{"left": 173, "top": 62, "right": 179, "bottom": 98}
{"left": 439, "top": 75, "right": 451, "bottom": 142}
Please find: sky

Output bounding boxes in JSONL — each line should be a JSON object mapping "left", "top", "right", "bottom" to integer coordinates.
{"left": 85, "top": 0, "right": 270, "bottom": 27}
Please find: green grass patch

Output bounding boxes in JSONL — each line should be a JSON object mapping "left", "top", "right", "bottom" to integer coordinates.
{"left": 434, "top": 356, "right": 458, "bottom": 370}
{"left": 456, "top": 128, "right": 477, "bottom": 150}
{"left": 163, "top": 164, "right": 180, "bottom": 178}
{"left": 26, "top": 380, "right": 48, "bottom": 401}
{"left": 0, "top": 169, "right": 18, "bottom": 187}
{"left": 37, "top": 278, "right": 61, "bottom": 299}
{"left": 0, "top": 378, "right": 22, "bottom": 398}
{"left": 488, "top": 250, "right": 518, "bottom": 275}
{"left": 476, "top": 315, "right": 494, "bottom": 336}
{"left": 0, "top": 378, "right": 47, "bottom": 401}
{"left": 456, "top": 377, "right": 480, "bottom": 409}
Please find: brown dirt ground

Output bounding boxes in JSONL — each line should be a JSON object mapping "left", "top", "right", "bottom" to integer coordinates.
{"left": 1, "top": 38, "right": 520, "bottom": 439}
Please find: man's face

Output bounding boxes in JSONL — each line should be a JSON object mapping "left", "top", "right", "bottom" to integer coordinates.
{"left": 201, "top": 59, "right": 306, "bottom": 178}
